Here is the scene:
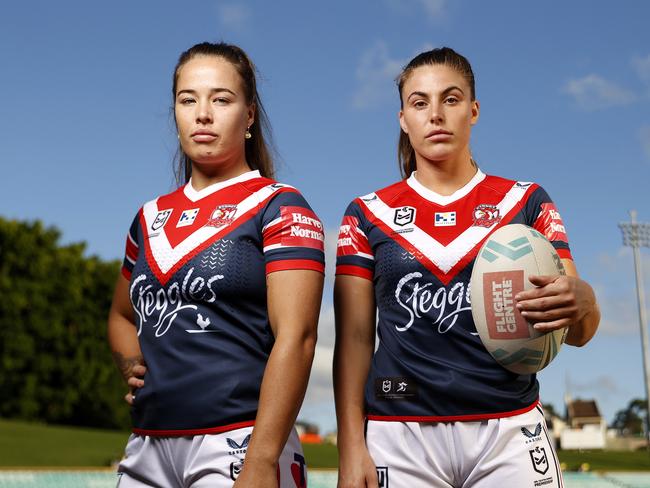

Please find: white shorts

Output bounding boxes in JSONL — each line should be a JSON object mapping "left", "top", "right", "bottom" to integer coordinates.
{"left": 366, "top": 404, "right": 562, "bottom": 488}
{"left": 116, "top": 426, "right": 306, "bottom": 488}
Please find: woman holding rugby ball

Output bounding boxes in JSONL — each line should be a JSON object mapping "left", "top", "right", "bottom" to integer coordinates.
{"left": 108, "top": 42, "right": 324, "bottom": 488}
{"left": 334, "top": 47, "right": 599, "bottom": 488}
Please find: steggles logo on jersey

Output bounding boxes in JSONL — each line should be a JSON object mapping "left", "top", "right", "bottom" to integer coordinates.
{"left": 176, "top": 208, "right": 199, "bottom": 228}
{"left": 472, "top": 204, "right": 501, "bottom": 228}
{"left": 394, "top": 272, "right": 472, "bottom": 334}
{"left": 539, "top": 203, "right": 568, "bottom": 242}
{"left": 206, "top": 204, "right": 238, "bottom": 227}
{"left": 434, "top": 211, "right": 456, "bottom": 227}
{"left": 151, "top": 209, "right": 172, "bottom": 231}
{"left": 394, "top": 206, "right": 416, "bottom": 227}
{"left": 521, "top": 423, "right": 543, "bottom": 444}
{"left": 227, "top": 434, "right": 251, "bottom": 455}
{"left": 130, "top": 267, "right": 224, "bottom": 338}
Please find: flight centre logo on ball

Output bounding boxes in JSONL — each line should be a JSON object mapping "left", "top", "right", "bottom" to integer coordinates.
{"left": 483, "top": 271, "right": 529, "bottom": 340}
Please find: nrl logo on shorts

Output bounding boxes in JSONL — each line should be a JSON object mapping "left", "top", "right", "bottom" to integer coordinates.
{"left": 206, "top": 204, "right": 237, "bottom": 227}
{"left": 394, "top": 206, "right": 416, "bottom": 227}
{"left": 529, "top": 446, "right": 549, "bottom": 475}
{"left": 229, "top": 461, "right": 243, "bottom": 481}
{"left": 472, "top": 204, "right": 501, "bottom": 228}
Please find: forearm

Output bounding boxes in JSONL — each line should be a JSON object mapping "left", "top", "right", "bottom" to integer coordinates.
{"left": 565, "top": 300, "right": 600, "bottom": 346}
{"left": 244, "top": 331, "right": 316, "bottom": 466}
{"left": 334, "top": 334, "right": 373, "bottom": 455}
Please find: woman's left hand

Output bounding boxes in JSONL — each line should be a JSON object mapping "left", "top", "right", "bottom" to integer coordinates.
{"left": 515, "top": 274, "right": 593, "bottom": 332}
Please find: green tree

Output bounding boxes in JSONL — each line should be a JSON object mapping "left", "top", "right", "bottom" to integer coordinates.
{"left": 0, "top": 218, "right": 129, "bottom": 429}
{"left": 611, "top": 398, "right": 647, "bottom": 436}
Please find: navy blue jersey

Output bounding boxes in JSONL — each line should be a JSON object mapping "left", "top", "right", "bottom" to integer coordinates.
{"left": 121, "top": 170, "right": 325, "bottom": 436}
{"left": 335, "top": 170, "right": 572, "bottom": 422}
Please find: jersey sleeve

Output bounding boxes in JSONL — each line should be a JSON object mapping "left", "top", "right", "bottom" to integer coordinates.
{"left": 525, "top": 185, "right": 573, "bottom": 260}
{"left": 121, "top": 211, "right": 141, "bottom": 280}
{"left": 261, "top": 190, "right": 325, "bottom": 274}
{"left": 335, "top": 200, "right": 375, "bottom": 280}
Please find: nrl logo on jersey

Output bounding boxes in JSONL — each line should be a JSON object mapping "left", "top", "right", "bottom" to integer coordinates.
{"left": 206, "top": 204, "right": 237, "bottom": 227}
{"left": 394, "top": 206, "right": 416, "bottom": 227}
{"left": 151, "top": 209, "right": 172, "bottom": 231}
{"left": 472, "top": 204, "right": 501, "bottom": 228}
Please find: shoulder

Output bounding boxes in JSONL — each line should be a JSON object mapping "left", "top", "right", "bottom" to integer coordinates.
{"left": 479, "top": 173, "right": 540, "bottom": 195}
{"left": 352, "top": 179, "right": 409, "bottom": 208}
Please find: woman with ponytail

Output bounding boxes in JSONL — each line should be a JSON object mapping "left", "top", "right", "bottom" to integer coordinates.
{"left": 108, "top": 42, "right": 323, "bottom": 488}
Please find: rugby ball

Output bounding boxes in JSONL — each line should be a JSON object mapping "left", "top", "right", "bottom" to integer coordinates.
{"left": 470, "top": 224, "right": 567, "bottom": 374}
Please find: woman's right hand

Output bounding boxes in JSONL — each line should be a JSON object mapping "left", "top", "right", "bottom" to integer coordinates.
{"left": 125, "top": 364, "right": 146, "bottom": 405}
{"left": 337, "top": 446, "right": 378, "bottom": 488}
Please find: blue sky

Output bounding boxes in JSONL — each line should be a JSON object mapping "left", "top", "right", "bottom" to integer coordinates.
{"left": 2, "top": 0, "right": 650, "bottom": 432}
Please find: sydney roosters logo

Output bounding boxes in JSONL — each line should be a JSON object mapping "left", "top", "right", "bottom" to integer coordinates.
{"left": 206, "top": 204, "right": 237, "bottom": 227}
{"left": 473, "top": 204, "right": 500, "bottom": 227}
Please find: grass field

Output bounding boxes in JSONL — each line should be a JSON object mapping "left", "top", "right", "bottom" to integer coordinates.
{"left": 2, "top": 419, "right": 650, "bottom": 471}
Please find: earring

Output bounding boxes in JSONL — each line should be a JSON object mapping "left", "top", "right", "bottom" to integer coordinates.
{"left": 245, "top": 127, "right": 252, "bottom": 139}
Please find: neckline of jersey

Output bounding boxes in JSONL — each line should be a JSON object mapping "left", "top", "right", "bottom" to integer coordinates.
{"left": 184, "top": 170, "right": 261, "bottom": 202}
{"left": 406, "top": 169, "right": 486, "bottom": 206}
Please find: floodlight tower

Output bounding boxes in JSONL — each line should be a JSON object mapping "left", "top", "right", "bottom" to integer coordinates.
{"left": 618, "top": 211, "right": 650, "bottom": 447}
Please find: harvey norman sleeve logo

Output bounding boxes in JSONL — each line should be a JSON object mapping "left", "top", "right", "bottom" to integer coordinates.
{"left": 280, "top": 206, "right": 325, "bottom": 250}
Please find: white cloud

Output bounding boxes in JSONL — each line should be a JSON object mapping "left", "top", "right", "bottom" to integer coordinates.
{"left": 639, "top": 125, "right": 650, "bottom": 161}
{"left": 633, "top": 54, "right": 650, "bottom": 83}
{"left": 352, "top": 41, "right": 406, "bottom": 110}
{"left": 563, "top": 74, "right": 635, "bottom": 110}
{"left": 217, "top": 3, "right": 250, "bottom": 32}
{"left": 384, "top": 0, "right": 447, "bottom": 19}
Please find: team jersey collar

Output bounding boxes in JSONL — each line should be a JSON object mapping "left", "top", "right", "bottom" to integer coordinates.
{"left": 184, "top": 170, "right": 261, "bottom": 202}
{"left": 407, "top": 168, "right": 486, "bottom": 206}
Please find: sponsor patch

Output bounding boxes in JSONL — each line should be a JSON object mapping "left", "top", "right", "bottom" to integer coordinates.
{"left": 522, "top": 423, "right": 543, "bottom": 444}
{"left": 483, "top": 271, "right": 529, "bottom": 340}
{"left": 176, "top": 208, "right": 199, "bottom": 228}
{"left": 375, "top": 377, "right": 418, "bottom": 400}
{"left": 394, "top": 206, "right": 416, "bottom": 227}
{"left": 151, "top": 209, "right": 172, "bottom": 231}
{"left": 538, "top": 203, "right": 568, "bottom": 243}
{"left": 473, "top": 204, "right": 501, "bottom": 227}
{"left": 226, "top": 434, "right": 250, "bottom": 456}
{"left": 434, "top": 211, "right": 456, "bottom": 227}
{"left": 206, "top": 204, "right": 237, "bottom": 227}
{"left": 376, "top": 466, "right": 389, "bottom": 488}
{"left": 529, "top": 446, "right": 549, "bottom": 475}
{"left": 280, "top": 206, "right": 325, "bottom": 250}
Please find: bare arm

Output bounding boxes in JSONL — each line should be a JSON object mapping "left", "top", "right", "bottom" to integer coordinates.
{"left": 107, "top": 274, "right": 145, "bottom": 403}
{"left": 334, "top": 275, "right": 378, "bottom": 488}
{"left": 234, "top": 269, "right": 323, "bottom": 488}
{"left": 515, "top": 259, "right": 600, "bottom": 347}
